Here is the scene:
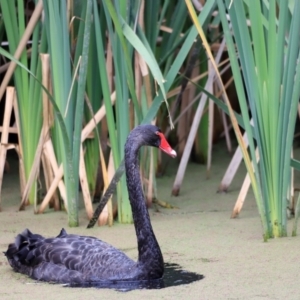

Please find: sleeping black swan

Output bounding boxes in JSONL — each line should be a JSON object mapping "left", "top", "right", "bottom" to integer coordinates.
{"left": 5, "top": 125, "right": 176, "bottom": 284}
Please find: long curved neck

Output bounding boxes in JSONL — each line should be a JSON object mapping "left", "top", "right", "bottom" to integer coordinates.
{"left": 124, "top": 140, "right": 163, "bottom": 274}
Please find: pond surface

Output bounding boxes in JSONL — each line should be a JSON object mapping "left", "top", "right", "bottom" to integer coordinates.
{"left": 67, "top": 263, "right": 204, "bottom": 291}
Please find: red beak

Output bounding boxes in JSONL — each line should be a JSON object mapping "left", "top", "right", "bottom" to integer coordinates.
{"left": 156, "top": 132, "right": 177, "bottom": 158}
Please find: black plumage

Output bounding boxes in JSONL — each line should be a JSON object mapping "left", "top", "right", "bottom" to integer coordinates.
{"left": 4, "top": 125, "right": 176, "bottom": 284}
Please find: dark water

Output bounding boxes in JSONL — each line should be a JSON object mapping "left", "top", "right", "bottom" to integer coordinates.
{"left": 67, "top": 263, "right": 204, "bottom": 292}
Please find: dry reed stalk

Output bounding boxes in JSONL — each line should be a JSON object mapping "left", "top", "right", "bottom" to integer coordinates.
{"left": 231, "top": 173, "right": 250, "bottom": 218}
{"left": 177, "top": 89, "right": 191, "bottom": 158}
{"left": 40, "top": 53, "right": 59, "bottom": 210}
{"left": 133, "top": 52, "right": 141, "bottom": 129}
{"left": 0, "top": 88, "right": 24, "bottom": 204}
{"left": 0, "top": 0, "right": 43, "bottom": 102}
{"left": 172, "top": 44, "right": 225, "bottom": 196}
{"left": 231, "top": 148, "right": 259, "bottom": 218}
{"left": 101, "top": 38, "right": 113, "bottom": 143}
{"left": 141, "top": 57, "right": 152, "bottom": 106}
{"left": 206, "top": 62, "right": 214, "bottom": 178}
{"left": 19, "top": 128, "right": 45, "bottom": 211}
{"left": 38, "top": 140, "right": 67, "bottom": 211}
{"left": 172, "top": 95, "right": 208, "bottom": 196}
{"left": 15, "top": 145, "right": 26, "bottom": 198}
{"left": 134, "top": 48, "right": 142, "bottom": 89}
{"left": 106, "top": 151, "right": 114, "bottom": 226}
{"left": 137, "top": 40, "right": 155, "bottom": 203}
{"left": 146, "top": 148, "right": 154, "bottom": 206}
{"left": 19, "top": 53, "right": 55, "bottom": 211}
{"left": 290, "top": 150, "right": 294, "bottom": 215}
{"left": 218, "top": 131, "right": 249, "bottom": 192}
{"left": 79, "top": 145, "right": 94, "bottom": 219}
{"left": 132, "top": 2, "right": 144, "bottom": 124}
{"left": 39, "top": 93, "right": 116, "bottom": 213}
{"left": 166, "top": 58, "right": 230, "bottom": 99}
{"left": 187, "top": 60, "right": 199, "bottom": 124}
{"left": 81, "top": 92, "right": 116, "bottom": 141}
{"left": 0, "top": 87, "right": 14, "bottom": 209}
{"left": 37, "top": 162, "right": 66, "bottom": 213}
{"left": 0, "top": 127, "right": 18, "bottom": 134}
{"left": 41, "top": 152, "right": 60, "bottom": 210}
{"left": 96, "top": 148, "right": 111, "bottom": 227}
{"left": 214, "top": 73, "right": 235, "bottom": 153}
{"left": 219, "top": 108, "right": 232, "bottom": 152}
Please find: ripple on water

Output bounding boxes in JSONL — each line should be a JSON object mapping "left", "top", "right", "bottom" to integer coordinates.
{"left": 67, "top": 263, "right": 204, "bottom": 292}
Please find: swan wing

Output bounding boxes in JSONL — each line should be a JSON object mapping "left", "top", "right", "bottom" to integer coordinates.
{"left": 5, "top": 228, "right": 137, "bottom": 283}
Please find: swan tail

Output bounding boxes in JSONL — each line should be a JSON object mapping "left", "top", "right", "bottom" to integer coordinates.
{"left": 4, "top": 228, "right": 79, "bottom": 283}
{"left": 4, "top": 229, "right": 44, "bottom": 276}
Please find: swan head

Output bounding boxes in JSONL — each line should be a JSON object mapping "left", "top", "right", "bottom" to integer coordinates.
{"left": 133, "top": 125, "right": 177, "bottom": 158}
{"left": 156, "top": 131, "right": 177, "bottom": 158}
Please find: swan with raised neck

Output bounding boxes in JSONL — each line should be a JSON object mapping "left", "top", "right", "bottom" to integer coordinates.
{"left": 4, "top": 124, "right": 177, "bottom": 284}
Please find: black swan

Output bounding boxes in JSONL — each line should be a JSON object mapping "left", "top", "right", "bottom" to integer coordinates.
{"left": 4, "top": 125, "right": 176, "bottom": 284}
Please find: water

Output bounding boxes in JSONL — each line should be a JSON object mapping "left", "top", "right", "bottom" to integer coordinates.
{"left": 67, "top": 263, "right": 204, "bottom": 292}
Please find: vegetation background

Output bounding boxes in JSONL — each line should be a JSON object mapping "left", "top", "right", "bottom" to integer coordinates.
{"left": 1, "top": 0, "right": 300, "bottom": 297}
{"left": 0, "top": 0, "right": 300, "bottom": 244}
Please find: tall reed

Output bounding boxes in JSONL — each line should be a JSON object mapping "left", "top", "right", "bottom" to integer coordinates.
{"left": 187, "top": 0, "right": 300, "bottom": 239}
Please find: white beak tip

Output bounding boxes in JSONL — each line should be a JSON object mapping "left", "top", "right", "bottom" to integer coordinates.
{"left": 170, "top": 150, "right": 177, "bottom": 158}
